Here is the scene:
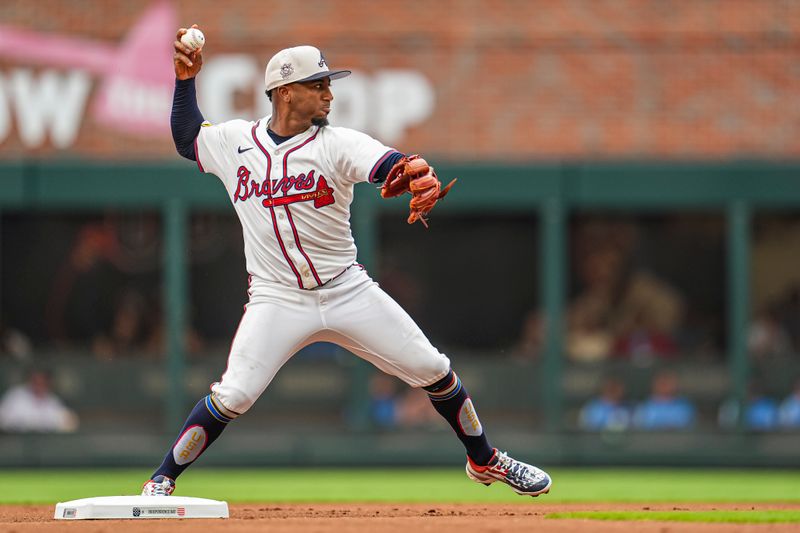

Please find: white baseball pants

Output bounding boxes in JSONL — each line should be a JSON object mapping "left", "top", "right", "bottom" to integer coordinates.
{"left": 210, "top": 265, "right": 451, "bottom": 415}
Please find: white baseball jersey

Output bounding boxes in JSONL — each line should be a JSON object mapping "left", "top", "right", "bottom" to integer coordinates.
{"left": 192, "top": 115, "right": 450, "bottom": 414}
{"left": 194, "top": 116, "right": 395, "bottom": 289}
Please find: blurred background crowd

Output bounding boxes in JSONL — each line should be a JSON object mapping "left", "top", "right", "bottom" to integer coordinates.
{"left": 3, "top": 210, "right": 800, "bottom": 435}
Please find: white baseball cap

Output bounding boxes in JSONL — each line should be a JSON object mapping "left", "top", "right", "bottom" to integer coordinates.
{"left": 264, "top": 45, "right": 351, "bottom": 92}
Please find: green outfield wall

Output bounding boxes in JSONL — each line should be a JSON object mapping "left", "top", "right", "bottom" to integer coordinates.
{"left": 1, "top": 160, "right": 799, "bottom": 467}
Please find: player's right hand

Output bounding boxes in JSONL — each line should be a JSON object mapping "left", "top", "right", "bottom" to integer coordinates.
{"left": 174, "top": 24, "right": 204, "bottom": 80}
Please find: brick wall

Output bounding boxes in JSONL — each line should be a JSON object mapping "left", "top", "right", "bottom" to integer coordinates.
{"left": 0, "top": 0, "right": 798, "bottom": 160}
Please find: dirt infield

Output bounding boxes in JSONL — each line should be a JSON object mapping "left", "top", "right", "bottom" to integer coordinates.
{"left": 2, "top": 503, "right": 798, "bottom": 532}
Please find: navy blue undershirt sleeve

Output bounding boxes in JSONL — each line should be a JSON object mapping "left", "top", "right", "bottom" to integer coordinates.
{"left": 372, "top": 151, "right": 405, "bottom": 184}
{"left": 171, "top": 78, "right": 205, "bottom": 161}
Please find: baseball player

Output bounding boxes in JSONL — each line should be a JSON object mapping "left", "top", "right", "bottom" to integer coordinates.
{"left": 141, "top": 25, "right": 552, "bottom": 498}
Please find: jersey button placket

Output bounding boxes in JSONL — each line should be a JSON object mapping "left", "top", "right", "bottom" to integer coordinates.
{"left": 277, "top": 212, "right": 307, "bottom": 283}
{"left": 280, "top": 221, "right": 298, "bottom": 259}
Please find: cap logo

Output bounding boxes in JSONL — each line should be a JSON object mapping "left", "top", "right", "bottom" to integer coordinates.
{"left": 280, "top": 63, "right": 294, "bottom": 79}
{"left": 318, "top": 53, "right": 327, "bottom": 68}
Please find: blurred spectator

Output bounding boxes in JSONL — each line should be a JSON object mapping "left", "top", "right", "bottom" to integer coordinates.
{"left": 632, "top": 370, "right": 696, "bottom": 430}
{"left": 612, "top": 271, "right": 684, "bottom": 348}
{"left": 718, "top": 382, "right": 779, "bottom": 431}
{"left": 0, "top": 369, "right": 78, "bottom": 433}
{"left": 0, "top": 317, "right": 32, "bottom": 361}
{"left": 748, "top": 304, "right": 793, "bottom": 359}
{"left": 612, "top": 308, "right": 679, "bottom": 363}
{"left": 91, "top": 288, "right": 158, "bottom": 359}
{"left": 752, "top": 216, "right": 800, "bottom": 346}
{"left": 513, "top": 310, "right": 545, "bottom": 359}
{"left": 45, "top": 222, "right": 124, "bottom": 352}
{"left": 566, "top": 245, "right": 619, "bottom": 362}
{"left": 778, "top": 379, "right": 800, "bottom": 429}
{"left": 368, "top": 373, "right": 439, "bottom": 429}
{"left": 43, "top": 217, "right": 186, "bottom": 358}
{"left": 578, "top": 377, "right": 631, "bottom": 431}
{"left": 147, "top": 303, "right": 207, "bottom": 359}
{"left": 44, "top": 221, "right": 204, "bottom": 359}
{"left": 90, "top": 288, "right": 209, "bottom": 359}
{"left": 610, "top": 269, "right": 683, "bottom": 363}
{"left": 566, "top": 300, "right": 613, "bottom": 363}
{"left": 567, "top": 236, "right": 684, "bottom": 363}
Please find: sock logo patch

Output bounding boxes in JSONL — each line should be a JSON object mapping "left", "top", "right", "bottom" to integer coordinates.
{"left": 458, "top": 398, "right": 483, "bottom": 436}
{"left": 172, "top": 425, "right": 207, "bottom": 465}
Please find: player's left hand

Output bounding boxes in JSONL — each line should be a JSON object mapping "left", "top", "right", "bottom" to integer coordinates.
{"left": 380, "top": 155, "right": 456, "bottom": 228}
{"left": 174, "top": 24, "right": 204, "bottom": 80}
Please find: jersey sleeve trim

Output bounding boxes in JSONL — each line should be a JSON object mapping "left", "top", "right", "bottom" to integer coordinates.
{"left": 193, "top": 136, "right": 205, "bottom": 172}
{"left": 369, "top": 149, "right": 396, "bottom": 183}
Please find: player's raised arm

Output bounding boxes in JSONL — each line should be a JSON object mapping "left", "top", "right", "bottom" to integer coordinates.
{"left": 171, "top": 24, "right": 206, "bottom": 161}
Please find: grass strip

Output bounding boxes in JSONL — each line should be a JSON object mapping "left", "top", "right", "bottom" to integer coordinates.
{"left": 0, "top": 468, "right": 798, "bottom": 505}
{"left": 547, "top": 510, "right": 800, "bottom": 524}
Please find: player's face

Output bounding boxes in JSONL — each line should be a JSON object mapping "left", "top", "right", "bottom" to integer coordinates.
{"left": 291, "top": 77, "right": 333, "bottom": 126}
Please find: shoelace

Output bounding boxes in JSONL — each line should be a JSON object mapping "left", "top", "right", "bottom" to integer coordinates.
{"left": 147, "top": 479, "right": 172, "bottom": 496}
{"left": 495, "top": 452, "right": 546, "bottom": 486}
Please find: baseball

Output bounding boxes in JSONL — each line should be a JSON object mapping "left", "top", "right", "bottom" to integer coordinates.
{"left": 181, "top": 28, "right": 205, "bottom": 51}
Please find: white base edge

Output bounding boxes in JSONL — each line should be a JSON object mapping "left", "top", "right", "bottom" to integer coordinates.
{"left": 54, "top": 495, "right": 229, "bottom": 520}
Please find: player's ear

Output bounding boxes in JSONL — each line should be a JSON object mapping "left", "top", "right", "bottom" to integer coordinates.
{"left": 277, "top": 85, "right": 291, "bottom": 103}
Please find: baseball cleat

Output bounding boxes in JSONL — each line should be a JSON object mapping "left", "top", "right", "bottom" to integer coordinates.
{"left": 466, "top": 449, "right": 552, "bottom": 497}
{"left": 141, "top": 475, "right": 176, "bottom": 496}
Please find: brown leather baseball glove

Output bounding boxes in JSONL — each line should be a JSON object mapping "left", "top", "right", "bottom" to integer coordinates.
{"left": 380, "top": 155, "right": 456, "bottom": 228}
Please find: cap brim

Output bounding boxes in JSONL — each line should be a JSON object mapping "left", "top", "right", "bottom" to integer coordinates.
{"left": 295, "top": 69, "right": 351, "bottom": 84}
